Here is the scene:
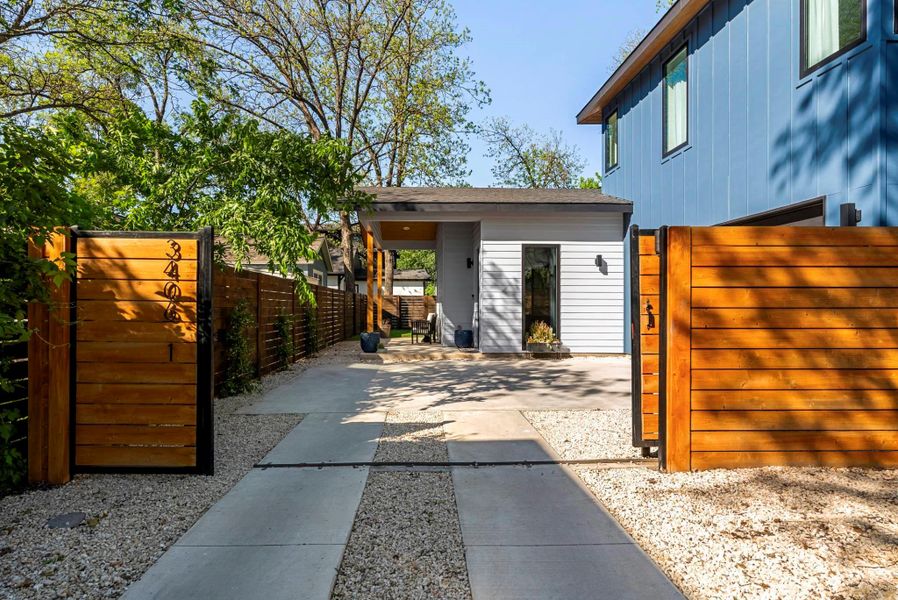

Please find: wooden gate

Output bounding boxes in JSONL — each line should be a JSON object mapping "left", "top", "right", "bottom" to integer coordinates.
{"left": 72, "top": 229, "right": 213, "bottom": 474}
{"left": 629, "top": 225, "right": 663, "bottom": 453}
{"left": 659, "top": 226, "right": 898, "bottom": 472}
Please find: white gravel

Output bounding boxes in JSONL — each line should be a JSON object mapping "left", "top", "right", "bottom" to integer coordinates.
{"left": 374, "top": 411, "right": 449, "bottom": 464}
{"left": 574, "top": 465, "right": 898, "bottom": 600}
{"left": 334, "top": 409, "right": 471, "bottom": 599}
{"left": 332, "top": 471, "right": 470, "bottom": 600}
{"left": 0, "top": 348, "right": 367, "bottom": 600}
{"left": 523, "top": 409, "right": 644, "bottom": 460}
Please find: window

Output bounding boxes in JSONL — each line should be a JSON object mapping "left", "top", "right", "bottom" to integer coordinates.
{"left": 522, "top": 246, "right": 559, "bottom": 350}
{"left": 663, "top": 45, "right": 688, "bottom": 155}
{"left": 801, "top": 0, "right": 865, "bottom": 75}
{"left": 604, "top": 110, "right": 619, "bottom": 171}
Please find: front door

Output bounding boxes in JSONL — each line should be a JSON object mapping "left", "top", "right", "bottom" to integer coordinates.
{"left": 522, "top": 245, "right": 559, "bottom": 349}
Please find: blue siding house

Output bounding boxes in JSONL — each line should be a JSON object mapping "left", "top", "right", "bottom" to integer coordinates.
{"left": 578, "top": 0, "right": 896, "bottom": 351}
{"left": 578, "top": 0, "right": 896, "bottom": 229}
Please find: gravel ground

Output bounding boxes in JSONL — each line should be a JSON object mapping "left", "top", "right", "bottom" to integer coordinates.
{"left": 0, "top": 350, "right": 342, "bottom": 600}
{"left": 334, "top": 410, "right": 471, "bottom": 599}
{"left": 575, "top": 465, "right": 898, "bottom": 600}
{"left": 523, "top": 409, "right": 644, "bottom": 460}
{"left": 374, "top": 411, "right": 449, "bottom": 463}
{"left": 331, "top": 471, "right": 471, "bottom": 600}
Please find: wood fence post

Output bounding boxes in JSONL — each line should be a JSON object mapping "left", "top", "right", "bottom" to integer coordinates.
{"left": 255, "top": 273, "right": 262, "bottom": 376}
{"left": 26, "top": 238, "right": 48, "bottom": 484}
{"left": 664, "top": 226, "right": 692, "bottom": 473}
{"left": 291, "top": 283, "right": 297, "bottom": 363}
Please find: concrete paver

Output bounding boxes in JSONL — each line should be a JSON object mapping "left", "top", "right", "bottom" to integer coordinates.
{"left": 465, "top": 544, "right": 683, "bottom": 600}
{"left": 122, "top": 544, "right": 344, "bottom": 600}
{"left": 445, "top": 410, "right": 560, "bottom": 463}
{"left": 177, "top": 468, "right": 367, "bottom": 546}
{"left": 260, "top": 412, "right": 385, "bottom": 465}
{"left": 452, "top": 465, "right": 632, "bottom": 546}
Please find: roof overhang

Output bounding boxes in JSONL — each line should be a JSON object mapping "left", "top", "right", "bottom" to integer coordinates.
{"left": 367, "top": 201, "right": 632, "bottom": 214}
{"left": 577, "top": 0, "right": 710, "bottom": 124}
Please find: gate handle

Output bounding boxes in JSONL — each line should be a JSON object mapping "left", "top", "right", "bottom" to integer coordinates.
{"left": 645, "top": 300, "right": 655, "bottom": 330}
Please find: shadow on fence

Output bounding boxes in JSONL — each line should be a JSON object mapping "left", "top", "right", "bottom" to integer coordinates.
{"left": 213, "top": 266, "right": 371, "bottom": 395}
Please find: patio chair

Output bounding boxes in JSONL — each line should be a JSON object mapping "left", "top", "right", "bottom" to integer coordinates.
{"left": 411, "top": 313, "right": 437, "bottom": 344}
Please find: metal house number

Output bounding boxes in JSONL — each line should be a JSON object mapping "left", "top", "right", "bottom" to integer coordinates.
{"left": 163, "top": 240, "right": 183, "bottom": 322}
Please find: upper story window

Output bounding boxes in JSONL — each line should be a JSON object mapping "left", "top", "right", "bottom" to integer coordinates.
{"left": 605, "top": 109, "right": 619, "bottom": 171}
{"left": 801, "top": 0, "right": 865, "bottom": 75}
{"left": 663, "top": 45, "right": 688, "bottom": 156}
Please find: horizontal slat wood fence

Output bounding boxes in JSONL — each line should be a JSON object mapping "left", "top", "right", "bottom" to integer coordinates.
{"left": 213, "top": 267, "right": 370, "bottom": 389}
{"left": 661, "top": 226, "right": 898, "bottom": 472}
{"left": 73, "top": 230, "right": 212, "bottom": 474}
{"left": 380, "top": 295, "right": 436, "bottom": 328}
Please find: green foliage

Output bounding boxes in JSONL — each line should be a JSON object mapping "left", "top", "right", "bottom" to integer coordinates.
{"left": 0, "top": 408, "right": 26, "bottom": 493}
{"left": 304, "top": 308, "right": 319, "bottom": 356}
{"left": 0, "top": 122, "right": 95, "bottom": 389}
{"left": 396, "top": 250, "right": 436, "bottom": 295}
{"left": 220, "top": 299, "right": 256, "bottom": 396}
{"left": 275, "top": 312, "right": 294, "bottom": 370}
{"left": 527, "top": 321, "right": 557, "bottom": 344}
{"left": 481, "top": 117, "right": 585, "bottom": 189}
{"left": 578, "top": 172, "right": 602, "bottom": 190}
{"left": 58, "top": 100, "right": 362, "bottom": 303}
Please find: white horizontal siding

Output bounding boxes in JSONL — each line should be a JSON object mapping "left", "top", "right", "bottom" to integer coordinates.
{"left": 478, "top": 213, "right": 625, "bottom": 353}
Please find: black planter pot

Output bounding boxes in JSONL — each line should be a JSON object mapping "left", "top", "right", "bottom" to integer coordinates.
{"left": 360, "top": 332, "right": 381, "bottom": 353}
{"left": 454, "top": 329, "right": 474, "bottom": 349}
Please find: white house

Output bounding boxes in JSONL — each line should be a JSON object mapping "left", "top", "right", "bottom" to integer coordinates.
{"left": 356, "top": 187, "right": 632, "bottom": 354}
{"left": 353, "top": 268, "right": 430, "bottom": 296}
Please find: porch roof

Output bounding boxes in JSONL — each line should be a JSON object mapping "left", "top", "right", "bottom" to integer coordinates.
{"left": 356, "top": 186, "right": 632, "bottom": 215}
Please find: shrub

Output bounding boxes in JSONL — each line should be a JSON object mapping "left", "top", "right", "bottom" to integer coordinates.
{"left": 527, "top": 320, "right": 556, "bottom": 344}
{"left": 275, "top": 312, "right": 294, "bottom": 370}
{"left": 221, "top": 299, "right": 256, "bottom": 396}
{"left": 305, "top": 307, "right": 319, "bottom": 356}
{"left": 0, "top": 408, "right": 25, "bottom": 493}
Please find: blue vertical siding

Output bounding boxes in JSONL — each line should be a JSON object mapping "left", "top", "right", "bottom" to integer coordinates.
{"left": 604, "top": 0, "right": 889, "bottom": 229}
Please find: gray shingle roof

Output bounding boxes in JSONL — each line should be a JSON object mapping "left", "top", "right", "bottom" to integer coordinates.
{"left": 357, "top": 187, "right": 631, "bottom": 208}
{"left": 393, "top": 269, "right": 430, "bottom": 281}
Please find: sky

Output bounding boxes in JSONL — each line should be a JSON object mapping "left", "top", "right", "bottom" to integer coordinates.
{"left": 451, "top": 0, "right": 663, "bottom": 187}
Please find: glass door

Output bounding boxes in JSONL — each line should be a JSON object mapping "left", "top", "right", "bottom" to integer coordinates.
{"left": 522, "top": 245, "right": 559, "bottom": 348}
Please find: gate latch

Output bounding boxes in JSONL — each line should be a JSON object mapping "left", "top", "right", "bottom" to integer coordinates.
{"left": 645, "top": 300, "right": 655, "bottom": 330}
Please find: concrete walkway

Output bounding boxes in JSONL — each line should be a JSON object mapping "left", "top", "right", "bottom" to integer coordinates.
{"left": 124, "top": 355, "right": 681, "bottom": 600}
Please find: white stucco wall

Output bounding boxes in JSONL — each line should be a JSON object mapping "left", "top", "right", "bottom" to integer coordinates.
{"left": 478, "top": 213, "right": 625, "bottom": 354}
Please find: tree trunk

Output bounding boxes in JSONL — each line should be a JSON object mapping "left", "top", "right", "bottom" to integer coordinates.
{"left": 384, "top": 250, "right": 394, "bottom": 295}
{"left": 340, "top": 211, "right": 355, "bottom": 292}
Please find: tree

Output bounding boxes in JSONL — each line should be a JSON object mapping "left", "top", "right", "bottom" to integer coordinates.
{"left": 0, "top": 1, "right": 199, "bottom": 123}
{"left": 481, "top": 117, "right": 585, "bottom": 189}
{"left": 578, "top": 172, "right": 602, "bottom": 190}
{"left": 396, "top": 249, "right": 435, "bottom": 295}
{"left": 608, "top": 28, "right": 646, "bottom": 72}
{"left": 60, "top": 100, "right": 361, "bottom": 299}
{"left": 186, "top": 0, "right": 488, "bottom": 289}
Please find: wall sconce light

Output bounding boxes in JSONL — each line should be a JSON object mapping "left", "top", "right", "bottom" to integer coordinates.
{"left": 594, "top": 254, "right": 603, "bottom": 267}
{"left": 466, "top": 257, "right": 474, "bottom": 269}
{"left": 595, "top": 254, "right": 608, "bottom": 275}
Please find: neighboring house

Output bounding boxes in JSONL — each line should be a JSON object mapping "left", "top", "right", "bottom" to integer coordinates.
{"left": 326, "top": 242, "right": 368, "bottom": 291}
{"left": 578, "top": 0, "right": 891, "bottom": 228}
{"left": 577, "top": 0, "right": 892, "bottom": 351}
{"left": 356, "top": 187, "right": 633, "bottom": 354}
{"left": 354, "top": 267, "right": 430, "bottom": 296}
{"left": 222, "top": 235, "right": 333, "bottom": 285}
{"left": 392, "top": 269, "right": 431, "bottom": 296}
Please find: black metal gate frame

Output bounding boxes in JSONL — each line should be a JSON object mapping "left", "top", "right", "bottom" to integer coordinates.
{"left": 70, "top": 227, "right": 215, "bottom": 475}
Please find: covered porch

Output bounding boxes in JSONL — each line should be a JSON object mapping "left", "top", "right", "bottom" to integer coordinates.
{"left": 358, "top": 187, "right": 633, "bottom": 355}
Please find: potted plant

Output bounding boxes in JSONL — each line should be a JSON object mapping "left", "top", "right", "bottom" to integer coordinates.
{"left": 526, "top": 321, "right": 562, "bottom": 355}
{"left": 360, "top": 330, "right": 380, "bottom": 353}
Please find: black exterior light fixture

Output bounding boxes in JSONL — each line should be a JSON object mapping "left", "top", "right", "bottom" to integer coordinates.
{"left": 466, "top": 257, "right": 474, "bottom": 269}
{"left": 595, "top": 254, "right": 608, "bottom": 275}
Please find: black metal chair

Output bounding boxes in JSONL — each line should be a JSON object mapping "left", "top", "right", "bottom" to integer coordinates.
{"left": 411, "top": 313, "right": 437, "bottom": 344}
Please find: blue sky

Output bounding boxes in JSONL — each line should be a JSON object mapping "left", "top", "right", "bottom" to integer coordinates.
{"left": 451, "top": 0, "right": 662, "bottom": 186}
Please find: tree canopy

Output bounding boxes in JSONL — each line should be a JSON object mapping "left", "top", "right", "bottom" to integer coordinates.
{"left": 481, "top": 117, "right": 586, "bottom": 189}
